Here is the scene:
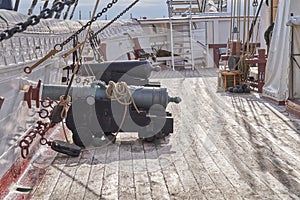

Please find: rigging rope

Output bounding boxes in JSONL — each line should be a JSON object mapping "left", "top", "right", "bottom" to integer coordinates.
{"left": 23, "top": 0, "right": 121, "bottom": 74}
{"left": 28, "top": 0, "right": 38, "bottom": 15}
{"left": 245, "top": 0, "right": 263, "bottom": 52}
{"left": 43, "top": 0, "right": 50, "bottom": 9}
{"left": 55, "top": 0, "right": 64, "bottom": 19}
{"left": 51, "top": 0, "right": 102, "bottom": 144}
{"left": 63, "top": 0, "right": 73, "bottom": 20}
{"left": 91, "top": 0, "right": 140, "bottom": 40}
{"left": 69, "top": 0, "right": 79, "bottom": 20}
{"left": 14, "top": 0, "right": 20, "bottom": 11}
{"left": 0, "top": 0, "right": 76, "bottom": 41}
{"left": 106, "top": 81, "right": 140, "bottom": 136}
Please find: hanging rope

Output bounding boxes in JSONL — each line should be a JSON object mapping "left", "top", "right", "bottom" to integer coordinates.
{"left": 69, "top": 0, "right": 79, "bottom": 20}
{"left": 63, "top": 1, "right": 73, "bottom": 20}
{"left": 14, "top": 0, "right": 20, "bottom": 11}
{"left": 28, "top": 0, "right": 38, "bottom": 15}
{"left": 89, "top": 31, "right": 105, "bottom": 62}
{"left": 43, "top": 0, "right": 50, "bottom": 9}
{"left": 50, "top": 0, "right": 102, "bottom": 144}
{"left": 55, "top": 0, "right": 64, "bottom": 19}
{"left": 245, "top": 0, "right": 263, "bottom": 53}
{"left": 106, "top": 81, "right": 140, "bottom": 136}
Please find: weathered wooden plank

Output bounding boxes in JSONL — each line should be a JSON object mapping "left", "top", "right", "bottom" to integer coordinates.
{"left": 197, "top": 76, "right": 299, "bottom": 198}
{"left": 31, "top": 155, "right": 69, "bottom": 200}
{"left": 83, "top": 146, "right": 108, "bottom": 200}
{"left": 67, "top": 150, "right": 94, "bottom": 200}
{"left": 28, "top": 68, "right": 300, "bottom": 200}
{"left": 118, "top": 141, "right": 136, "bottom": 200}
{"left": 49, "top": 153, "right": 82, "bottom": 200}
{"left": 143, "top": 142, "right": 170, "bottom": 200}
{"left": 131, "top": 140, "right": 152, "bottom": 200}
{"left": 199, "top": 77, "right": 300, "bottom": 198}
{"left": 100, "top": 143, "right": 120, "bottom": 199}
{"left": 155, "top": 140, "right": 186, "bottom": 199}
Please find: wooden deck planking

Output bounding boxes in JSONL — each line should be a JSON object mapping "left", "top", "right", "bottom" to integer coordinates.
{"left": 66, "top": 150, "right": 95, "bottom": 200}
{"left": 143, "top": 142, "right": 170, "bottom": 200}
{"left": 28, "top": 68, "right": 300, "bottom": 199}
{"left": 165, "top": 132, "right": 206, "bottom": 199}
{"left": 131, "top": 141, "right": 152, "bottom": 200}
{"left": 49, "top": 154, "right": 82, "bottom": 200}
{"left": 154, "top": 141, "right": 186, "bottom": 199}
{"left": 191, "top": 78, "right": 285, "bottom": 199}
{"left": 118, "top": 142, "right": 136, "bottom": 200}
{"left": 83, "top": 146, "right": 108, "bottom": 200}
{"left": 100, "top": 144, "right": 120, "bottom": 199}
{"left": 31, "top": 155, "right": 69, "bottom": 200}
{"left": 170, "top": 81, "right": 244, "bottom": 200}
{"left": 196, "top": 75, "right": 300, "bottom": 198}
{"left": 197, "top": 77, "right": 300, "bottom": 198}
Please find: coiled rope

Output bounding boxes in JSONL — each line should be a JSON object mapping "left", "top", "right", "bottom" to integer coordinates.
{"left": 106, "top": 81, "right": 140, "bottom": 136}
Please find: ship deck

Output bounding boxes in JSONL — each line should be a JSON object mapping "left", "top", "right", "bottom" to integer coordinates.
{"left": 6, "top": 68, "right": 300, "bottom": 200}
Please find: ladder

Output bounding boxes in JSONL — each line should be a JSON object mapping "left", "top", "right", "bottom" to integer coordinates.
{"left": 167, "top": 0, "right": 202, "bottom": 70}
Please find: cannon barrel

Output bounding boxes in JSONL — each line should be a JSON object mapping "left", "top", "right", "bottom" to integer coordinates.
{"left": 42, "top": 82, "right": 180, "bottom": 110}
{"left": 78, "top": 60, "right": 160, "bottom": 81}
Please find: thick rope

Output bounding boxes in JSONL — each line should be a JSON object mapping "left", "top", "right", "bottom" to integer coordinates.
{"left": 58, "top": 95, "right": 71, "bottom": 142}
{"left": 58, "top": 0, "right": 101, "bottom": 143}
{"left": 106, "top": 81, "right": 140, "bottom": 113}
{"left": 106, "top": 81, "right": 140, "bottom": 136}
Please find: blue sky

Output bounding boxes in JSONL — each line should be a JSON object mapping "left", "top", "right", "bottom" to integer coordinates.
{"left": 17, "top": 0, "right": 169, "bottom": 20}
{"left": 15, "top": 0, "right": 261, "bottom": 20}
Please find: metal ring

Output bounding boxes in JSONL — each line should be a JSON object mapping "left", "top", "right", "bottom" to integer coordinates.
{"left": 40, "top": 138, "right": 48, "bottom": 145}
{"left": 40, "top": 8, "right": 52, "bottom": 19}
{"left": 24, "top": 66, "right": 32, "bottom": 74}
{"left": 24, "top": 135, "right": 34, "bottom": 144}
{"left": 54, "top": 44, "right": 63, "bottom": 52}
{"left": 27, "top": 131, "right": 37, "bottom": 138}
{"left": 19, "top": 139, "right": 30, "bottom": 148}
{"left": 107, "top": 3, "right": 113, "bottom": 8}
{"left": 75, "top": 77, "right": 81, "bottom": 83}
{"left": 41, "top": 98, "right": 52, "bottom": 108}
{"left": 21, "top": 147, "right": 29, "bottom": 159}
{"left": 38, "top": 109, "right": 49, "bottom": 119}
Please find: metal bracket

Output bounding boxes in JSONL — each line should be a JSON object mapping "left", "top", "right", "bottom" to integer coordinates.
{"left": 0, "top": 97, "right": 4, "bottom": 110}
{"left": 23, "top": 80, "right": 42, "bottom": 108}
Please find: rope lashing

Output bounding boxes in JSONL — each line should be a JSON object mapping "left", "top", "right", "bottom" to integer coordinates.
{"left": 105, "top": 81, "right": 140, "bottom": 137}
{"left": 106, "top": 81, "right": 140, "bottom": 113}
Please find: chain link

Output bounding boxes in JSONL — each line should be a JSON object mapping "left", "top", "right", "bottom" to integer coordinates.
{"left": 19, "top": 99, "right": 55, "bottom": 159}
{"left": 19, "top": 121, "right": 54, "bottom": 159}
{"left": 92, "top": 0, "right": 140, "bottom": 39}
{"left": 0, "top": 0, "right": 76, "bottom": 41}
{"left": 252, "top": 0, "right": 258, "bottom": 7}
{"left": 58, "top": 0, "right": 119, "bottom": 50}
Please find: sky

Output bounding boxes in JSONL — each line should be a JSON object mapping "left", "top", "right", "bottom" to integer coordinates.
{"left": 16, "top": 0, "right": 169, "bottom": 20}
{"left": 15, "top": 0, "right": 261, "bottom": 20}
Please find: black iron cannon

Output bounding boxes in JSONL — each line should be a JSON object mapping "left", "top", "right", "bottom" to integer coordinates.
{"left": 76, "top": 60, "right": 161, "bottom": 86}
{"left": 42, "top": 81, "right": 181, "bottom": 147}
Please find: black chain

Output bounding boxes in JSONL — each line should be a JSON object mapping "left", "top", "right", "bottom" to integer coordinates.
{"left": 0, "top": 0, "right": 75, "bottom": 41}
{"left": 92, "top": 0, "right": 140, "bottom": 39}
{"left": 54, "top": 0, "right": 119, "bottom": 52}
{"left": 253, "top": 0, "right": 258, "bottom": 7}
